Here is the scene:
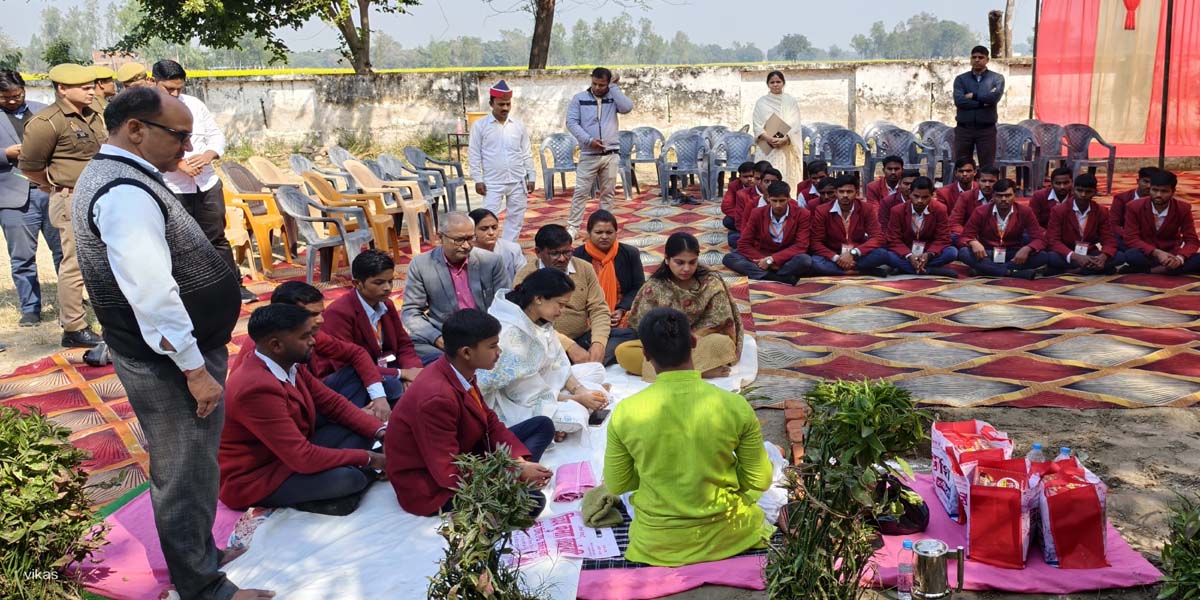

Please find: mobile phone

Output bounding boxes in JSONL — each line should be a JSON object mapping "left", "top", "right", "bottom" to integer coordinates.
{"left": 588, "top": 409, "right": 611, "bottom": 426}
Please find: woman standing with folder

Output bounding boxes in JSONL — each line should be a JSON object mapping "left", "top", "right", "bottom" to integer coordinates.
{"left": 752, "top": 70, "right": 803, "bottom": 189}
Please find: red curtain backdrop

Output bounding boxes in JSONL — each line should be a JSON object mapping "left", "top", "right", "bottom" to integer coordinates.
{"left": 1125, "top": 0, "right": 1142, "bottom": 28}
{"left": 1035, "top": 0, "right": 1200, "bottom": 157}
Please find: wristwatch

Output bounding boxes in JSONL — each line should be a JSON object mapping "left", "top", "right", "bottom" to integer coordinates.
{"left": 850, "top": 248, "right": 861, "bottom": 258}
{"left": 764, "top": 256, "right": 774, "bottom": 266}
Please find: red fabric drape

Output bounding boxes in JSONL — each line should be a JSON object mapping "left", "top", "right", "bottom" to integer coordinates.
{"left": 1145, "top": 0, "right": 1200, "bottom": 150}
{"left": 1033, "top": 0, "right": 1101, "bottom": 126}
{"left": 1125, "top": 0, "right": 1142, "bottom": 29}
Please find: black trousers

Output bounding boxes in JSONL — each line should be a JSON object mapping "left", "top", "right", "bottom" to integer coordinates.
{"left": 176, "top": 181, "right": 238, "bottom": 277}
{"left": 574, "top": 327, "right": 639, "bottom": 366}
{"left": 954, "top": 125, "right": 997, "bottom": 169}
{"left": 257, "top": 423, "right": 374, "bottom": 507}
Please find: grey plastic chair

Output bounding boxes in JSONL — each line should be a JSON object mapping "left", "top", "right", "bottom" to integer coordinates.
{"left": 1064, "top": 124, "right": 1117, "bottom": 194}
{"left": 274, "top": 186, "right": 375, "bottom": 283}
{"left": 916, "top": 120, "right": 949, "bottom": 141}
{"left": 376, "top": 152, "right": 448, "bottom": 214}
{"left": 290, "top": 154, "right": 352, "bottom": 191}
{"left": 819, "top": 127, "right": 870, "bottom": 184}
{"left": 709, "top": 131, "right": 755, "bottom": 200}
{"left": 539, "top": 134, "right": 579, "bottom": 199}
{"left": 863, "top": 123, "right": 903, "bottom": 177}
{"left": 808, "top": 122, "right": 840, "bottom": 161}
{"left": 995, "top": 124, "right": 1040, "bottom": 195}
{"left": 1017, "top": 119, "right": 1044, "bottom": 132}
{"left": 630, "top": 126, "right": 665, "bottom": 188}
{"left": 1030, "top": 123, "right": 1066, "bottom": 189}
{"left": 618, "top": 130, "right": 638, "bottom": 200}
{"left": 876, "top": 128, "right": 935, "bottom": 178}
{"left": 924, "top": 127, "right": 957, "bottom": 185}
{"left": 658, "top": 130, "right": 710, "bottom": 201}
{"left": 404, "top": 146, "right": 470, "bottom": 211}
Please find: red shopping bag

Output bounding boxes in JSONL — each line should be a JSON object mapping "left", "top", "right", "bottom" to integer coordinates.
{"left": 965, "top": 458, "right": 1035, "bottom": 569}
{"left": 1038, "top": 458, "right": 1109, "bottom": 569}
{"left": 931, "top": 420, "right": 1013, "bottom": 522}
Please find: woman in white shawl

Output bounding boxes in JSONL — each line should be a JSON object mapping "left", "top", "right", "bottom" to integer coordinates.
{"left": 478, "top": 268, "right": 609, "bottom": 441}
{"left": 752, "top": 70, "right": 803, "bottom": 189}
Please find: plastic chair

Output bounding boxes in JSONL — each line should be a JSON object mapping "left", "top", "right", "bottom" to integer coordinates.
{"left": 657, "top": 130, "right": 710, "bottom": 201}
{"left": 709, "top": 131, "right": 755, "bottom": 200}
{"left": 274, "top": 186, "right": 375, "bottom": 283}
{"left": 218, "top": 163, "right": 293, "bottom": 270}
{"left": 1064, "top": 124, "right": 1116, "bottom": 194}
{"left": 290, "top": 154, "right": 351, "bottom": 191}
{"left": 863, "top": 123, "right": 902, "bottom": 177}
{"left": 301, "top": 170, "right": 400, "bottom": 259}
{"left": 1030, "top": 123, "right": 1066, "bottom": 188}
{"left": 630, "top": 126, "right": 665, "bottom": 189}
{"left": 808, "top": 122, "right": 840, "bottom": 161}
{"left": 247, "top": 156, "right": 304, "bottom": 188}
{"left": 819, "top": 127, "right": 870, "bottom": 184}
{"left": 223, "top": 205, "right": 260, "bottom": 280}
{"left": 539, "top": 133, "right": 579, "bottom": 199}
{"left": 618, "top": 130, "right": 638, "bottom": 200}
{"left": 995, "top": 124, "right": 1040, "bottom": 195}
{"left": 1017, "top": 119, "right": 1043, "bottom": 132}
{"left": 377, "top": 153, "right": 449, "bottom": 213}
{"left": 876, "top": 128, "right": 935, "bottom": 178}
{"left": 924, "top": 127, "right": 957, "bottom": 185}
{"left": 343, "top": 159, "right": 435, "bottom": 257}
{"left": 916, "top": 120, "right": 949, "bottom": 141}
{"left": 404, "top": 146, "right": 470, "bottom": 211}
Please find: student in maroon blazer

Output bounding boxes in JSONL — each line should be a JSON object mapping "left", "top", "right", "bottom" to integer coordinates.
{"left": 1123, "top": 170, "right": 1200, "bottom": 275}
{"left": 878, "top": 169, "right": 920, "bottom": 230}
{"left": 797, "top": 159, "right": 829, "bottom": 205}
{"left": 958, "top": 178, "right": 1048, "bottom": 279}
{"left": 231, "top": 281, "right": 394, "bottom": 422}
{"left": 220, "top": 304, "right": 387, "bottom": 514}
{"left": 949, "top": 165, "right": 1001, "bottom": 242}
{"left": 721, "top": 162, "right": 757, "bottom": 247}
{"left": 1028, "top": 167, "right": 1074, "bottom": 228}
{"left": 736, "top": 165, "right": 781, "bottom": 232}
{"left": 883, "top": 176, "right": 959, "bottom": 276}
{"left": 865, "top": 155, "right": 903, "bottom": 205}
{"left": 313, "top": 250, "right": 423, "bottom": 389}
{"left": 385, "top": 308, "right": 555, "bottom": 517}
{"left": 936, "top": 157, "right": 977, "bottom": 214}
{"left": 722, "top": 181, "right": 812, "bottom": 284}
{"left": 1110, "top": 166, "right": 1158, "bottom": 249}
{"left": 1045, "top": 174, "right": 1123, "bottom": 275}
{"left": 814, "top": 176, "right": 838, "bottom": 206}
{"left": 809, "top": 174, "right": 889, "bottom": 276}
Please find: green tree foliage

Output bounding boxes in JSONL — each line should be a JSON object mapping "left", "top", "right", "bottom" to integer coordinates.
{"left": 850, "top": 12, "right": 980, "bottom": 59}
{"left": 0, "top": 34, "right": 22, "bottom": 70}
{"left": 41, "top": 40, "right": 82, "bottom": 67}
{"left": 769, "top": 33, "right": 814, "bottom": 61}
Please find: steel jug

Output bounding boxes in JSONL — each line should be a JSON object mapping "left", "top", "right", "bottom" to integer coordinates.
{"left": 912, "top": 539, "right": 964, "bottom": 599}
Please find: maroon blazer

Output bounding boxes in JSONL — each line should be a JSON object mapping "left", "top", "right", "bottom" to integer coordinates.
{"left": 736, "top": 200, "right": 811, "bottom": 263}
{"left": 219, "top": 352, "right": 384, "bottom": 509}
{"left": 313, "top": 290, "right": 422, "bottom": 378}
{"left": 1109, "top": 189, "right": 1142, "bottom": 230}
{"left": 810, "top": 199, "right": 883, "bottom": 259}
{"left": 797, "top": 180, "right": 821, "bottom": 205}
{"left": 878, "top": 191, "right": 907, "bottom": 230}
{"left": 734, "top": 186, "right": 767, "bottom": 230}
{"left": 1029, "top": 187, "right": 1072, "bottom": 228}
{"left": 887, "top": 201, "right": 952, "bottom": 256}
{"left": 961, "top": 203, "right": 1047, "bottom": 251}
{"left": 949, "top": 189, "right": 989, "bottom": 236}
{"left": 385, "top": 357, "right": 530, "bottom": 516}
{"left": 720, "top": 178, "right": 746, "bottom": 219}
{"left": 936, "top": 181, "right": 975, "bottom": 214}
{"left": 1045, "top": 199, "right": 1118, "bottom": 258}
{"left": 865, "top": 177, "right": 896, "bottom": 206}
{"left": 231, "top": 330, "right": 383, "bottom": 391}
{"left": 1123, "top": 197, "right": 1200, "bottom": 258}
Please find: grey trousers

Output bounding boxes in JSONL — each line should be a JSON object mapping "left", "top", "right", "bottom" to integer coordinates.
{"left": 113, "top": 346, "right": 238, "bottom": 600}
{"left": 568, "top": 153, "right": 618, "bottom": 232}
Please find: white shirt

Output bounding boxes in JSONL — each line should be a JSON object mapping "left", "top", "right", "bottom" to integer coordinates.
{"left": 163, "top": 93, "right": 226, "bottom": 194}
{"left": 536, "top": 257, "right": 576, "bottom": 275}
{"left": 255, "top": 350, "right": 298, "bottom": 385}
{"left": 993, "top": 205, "right": 1013, "bottom": 237}
{"left": 357, "top": 290, "right": 388, "bottom": 329}
{"left": 829, "top": 200, "right": 855, "bottom": 218}
{"left": 1152, "top": 202, "right": 1170, "bottom": 231}
{"left": 481, "top": 239, "right": 527, "bottom": 283}
{"left": 768, "top": 206, "right": 789, "bottom": 244}
{"left": 1048, "top": 189, "right": 1069, "bottom": 205}
{"left": 912, "top": 206, "right": 928, "bottom": 233}
{"left": 448, "top": 362, "right": 473, "bottom": 391}
{"left": 468, "top": 113, "right": 535, "bottom": 185}
{"left": 91, "top": 145, "right": 204, "bottom": 371}
{"left": 1073, "top": 201, "right": 1091, "bottom": 232}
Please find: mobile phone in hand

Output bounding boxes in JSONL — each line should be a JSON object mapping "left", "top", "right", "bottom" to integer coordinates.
{"left": 588, "top": 409, "right": 611, "bottom": 426}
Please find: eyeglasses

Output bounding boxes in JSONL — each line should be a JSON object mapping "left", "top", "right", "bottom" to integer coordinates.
{"left": 139, "top": 119, "right": 192, "bottom": 143}
{"left": 441, "top": 234, "right": 475, "bottom": 246}
{"left": 0, "top": 91, "right": 24, "bottom": 102}
{"left": 544, "top": 249, "right": 573, "bottom": 259}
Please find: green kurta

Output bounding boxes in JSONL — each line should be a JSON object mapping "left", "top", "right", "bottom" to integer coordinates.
{"left": 604, "top": 370, "right": 774, "bottom": 566}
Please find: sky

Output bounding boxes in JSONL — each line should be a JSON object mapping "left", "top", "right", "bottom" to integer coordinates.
{"left": 5, "top": 0, "right": 1038, "bottom": 53}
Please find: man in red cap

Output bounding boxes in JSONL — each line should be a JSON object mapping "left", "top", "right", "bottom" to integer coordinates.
{"left": 468, "top": 80, "right": 535, "bottom": 242}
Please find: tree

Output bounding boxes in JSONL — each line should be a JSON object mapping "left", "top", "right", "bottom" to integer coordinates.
{"left": 770, "top": 34, "right": 813, "bottom": 62}
{"left": 117, "top": 0, "right": 420, "bottom": 75}
{"left": 42, "top": 40, "right": 81, "bottom": 67}
{"left": 0, "top": 34, "right": 21, "bottom": 70}
{"left": 851, "top": 14, "right": 979, "bottom": 59}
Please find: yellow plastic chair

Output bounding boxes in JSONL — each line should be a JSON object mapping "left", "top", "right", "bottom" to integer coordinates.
{"left": 224, "top": 205, "right": 260, "bottom": 280}
{"left": 301, "top": 171, "right": 400, "bottom": 258}
{"left": 343, "top": 159, "right": 435, "bottom": 257}
{"left": 247, "top": 156, "right": 305, "bottom": 188}
{"left": 218, "top": 163, "right": 294, "bottom": 273}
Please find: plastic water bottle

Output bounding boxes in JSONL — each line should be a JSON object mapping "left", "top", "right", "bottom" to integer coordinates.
{"left": 897, "top": 539, "right": 914, "bottom": 600}
{"left": 1026, "top": 443, "right": 1046, "bottom": 463}
{"left": 1054, "top": 447, "right": 1072, "bottom": 462}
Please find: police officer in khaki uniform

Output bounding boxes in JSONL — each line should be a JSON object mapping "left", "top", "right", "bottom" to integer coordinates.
{"left": 116, "top": 62, "right": 151, "bottom": 89}
{"left": 93, "top": 66, "right": 117, "bottom": 111}
{"left": 18, "top": 63, "right": 104, "bottom": 347}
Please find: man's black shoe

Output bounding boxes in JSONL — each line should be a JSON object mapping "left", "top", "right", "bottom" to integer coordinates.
{"left": 19, "top": 312, "right": 41, "bottom": 327}
{"left": 240, "top": 286, "right": 259, "bottom": 304}
{"left": 62, "top": 328, "right": 103, "bottom": 348}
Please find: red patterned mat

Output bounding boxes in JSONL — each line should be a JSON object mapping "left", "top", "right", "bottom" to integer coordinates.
{"left": 0, "top": 171, "right": 1195, "bottom": 504}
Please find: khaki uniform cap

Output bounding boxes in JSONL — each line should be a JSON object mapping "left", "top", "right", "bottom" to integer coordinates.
{"left": 116, "top": 63, "right": 148, "bottom": 84}
{"left": 93, "top": 65, "right": 116, "bottom": 80}
{"left": 47, "top": 64, "right": 96, "bottom": 86}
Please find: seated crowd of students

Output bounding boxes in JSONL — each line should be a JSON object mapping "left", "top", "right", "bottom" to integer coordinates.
{"left": 214, "top": 158, "right": 1195, "bottom": 570}
{"left": 720, "top": 158, "right": 1200, "bottom": 280}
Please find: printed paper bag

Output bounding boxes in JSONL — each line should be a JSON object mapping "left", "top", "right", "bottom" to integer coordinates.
{"left": 931, "top": 420, "right": 1013, "bottom": 521}
{"left": 965, "top": 458, "right": 1035, "bottom": 569}
{"left": 1038, "top": 457, "right": 1109, "bottom": 569}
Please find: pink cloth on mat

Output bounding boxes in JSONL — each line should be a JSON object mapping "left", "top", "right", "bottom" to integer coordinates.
{"left": 577, "top": 555, "right": 766, "bottom": 600}
{"left": 553, "top": 461, "right": 597, "bottom": 502}
{"left": 866, "top": 474, "right": 1162, "bottom": 593}
{"left": 72, "top": 491, "right": 242, "bottom": 600}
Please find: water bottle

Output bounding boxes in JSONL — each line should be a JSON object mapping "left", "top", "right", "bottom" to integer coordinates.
{"left": 1054, "top": 447, "right": 1072, "bottom": 462}
{"left": 897, "top": 539, "right": 914, "bottom": 600}
{"left": 1026, "top": 443, "right": 1046, "bottom": 463}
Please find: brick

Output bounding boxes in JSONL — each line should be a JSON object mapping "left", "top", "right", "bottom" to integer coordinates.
{"left": 791, "top": 443, "right": 805, "bottom": 464}
{"left": 786, "top": 420, "right": 806, "bottom": 442}
{"left": 784, "top": 408, "right": 808, "bottom": 422}
{"left": 784, "top": 399, "right": 809, "bottom": 411}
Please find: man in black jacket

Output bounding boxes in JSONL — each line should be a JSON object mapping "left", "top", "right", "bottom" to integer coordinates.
{"left": 953, "top": 46, "right": 1005, "bottom": 168}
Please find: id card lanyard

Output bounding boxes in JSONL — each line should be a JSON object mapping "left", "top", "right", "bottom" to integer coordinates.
{"left": 993, "top": 215, "right": 1008, "bottom": 263}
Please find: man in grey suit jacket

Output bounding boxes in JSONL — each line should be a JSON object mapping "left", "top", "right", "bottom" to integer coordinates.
{"left": 402, "top": 212, "right": 510, "bottom": 364}
{"left": 0, "top": 70, "right": 61, "bottom": 327}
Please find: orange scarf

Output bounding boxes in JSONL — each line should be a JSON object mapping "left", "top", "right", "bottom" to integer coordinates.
{"left": 584, "top": 240, "right": 621, "bottom": 310}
